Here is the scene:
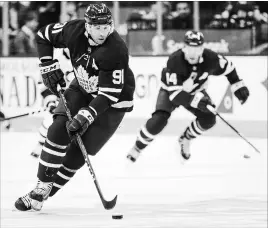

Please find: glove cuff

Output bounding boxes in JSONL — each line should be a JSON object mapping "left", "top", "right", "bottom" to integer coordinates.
{"left": 190, "top": 92, "right": 204, "bottom": 108}
{"left": 78, "top": 106, "right": 97, "bottom": 124}
{"left": 39, "top": 59, "right": 60, "bottom": 74}
{"left": 231, "top": 80, "right": 245, "bottom": 93}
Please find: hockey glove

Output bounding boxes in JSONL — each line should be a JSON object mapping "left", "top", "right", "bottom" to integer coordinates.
{"left": 231, "top": 80, "right": 249, "bottom": 104}
{"left": 66, "top": 107, "right": 97, "bottom": 139}
{"left": 190, "top": 92, "right": 215, "bottom": 113}
{"left": 39, "top": 59, "right": 66, "bottom": 97}
{"left": 44, "top": 94, "right": 59, "bottom": 114}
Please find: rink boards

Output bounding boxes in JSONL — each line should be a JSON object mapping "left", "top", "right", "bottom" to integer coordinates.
{"left": 0, "top": 56, "right": 267, "bottom": 138}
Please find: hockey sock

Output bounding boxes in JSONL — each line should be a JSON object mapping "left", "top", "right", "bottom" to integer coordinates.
{"left": 49, "top": 165, "right": 78, "bottom": 197}
{"left": 182, "top": 119, "right": 206, "bottom": 140}
{"left": 38, "top": 139, "right": 68, "bottom": 182}
{"left": 135, "top": 125, "right": 156, "bottom": 151}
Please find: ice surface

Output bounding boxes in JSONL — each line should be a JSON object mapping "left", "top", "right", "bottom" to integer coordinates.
{"left": 1, "top": 132, "right": 267, "bottom": 228}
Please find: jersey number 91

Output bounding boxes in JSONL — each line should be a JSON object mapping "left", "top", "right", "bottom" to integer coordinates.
{"left": 112, "top": 69, "right": 124, "bottom": 84}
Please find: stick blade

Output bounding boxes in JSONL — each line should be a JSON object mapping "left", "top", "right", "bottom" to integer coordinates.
{"left": 102, "top": 195, "right": 117, "bottom": 210}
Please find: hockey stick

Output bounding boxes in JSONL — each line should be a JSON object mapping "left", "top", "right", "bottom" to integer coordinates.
{"left": 0, "top": 108, "right": 48, "bottom": 121}
{"left": 207, "top": 105, "right": 261, "bottom": 155}
{"left": 57, "top": 85, "right": 117, "bottom": 210}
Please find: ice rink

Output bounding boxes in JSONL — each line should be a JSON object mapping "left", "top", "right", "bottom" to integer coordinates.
{"left": 1, "top": 131, "right": 267, "bottom": 228}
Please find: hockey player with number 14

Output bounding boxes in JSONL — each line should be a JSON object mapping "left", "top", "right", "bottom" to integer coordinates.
{"left": 127, "top": 31, "right": 249, "bottom": 163}
{"left": 15, "top": 3, "right": 135, "bottom": 211}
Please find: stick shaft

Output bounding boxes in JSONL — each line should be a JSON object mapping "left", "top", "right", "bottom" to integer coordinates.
{"left": 0, "top": 108, "right": 47, "bottom": 121}
{"left": 216, "top": 112, "right": 261, "bottom": 153}
{"left": 57, "top": 86, "right": 117, "bottom": 210}
{"left": 207, "top": 105, "right": 261, "bottom": 154}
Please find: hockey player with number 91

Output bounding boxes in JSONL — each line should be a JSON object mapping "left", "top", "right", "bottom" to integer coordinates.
{"left": 15, "top": 3, "right": 135, "bottom": 211}
{"left": 127, "top": 31, "right": 249, "bottom": 163}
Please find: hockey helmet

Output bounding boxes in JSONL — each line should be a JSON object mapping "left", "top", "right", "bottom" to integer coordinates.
{"left": 184, "top": 31, "right": 204, "bottom": 46}
{"left": 85, "top": 3, "right": 112, "bottom": 25}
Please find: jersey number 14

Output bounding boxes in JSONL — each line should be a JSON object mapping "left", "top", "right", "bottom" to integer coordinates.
{"left": 166, "top": 72, "right": 177, "bottom": 85}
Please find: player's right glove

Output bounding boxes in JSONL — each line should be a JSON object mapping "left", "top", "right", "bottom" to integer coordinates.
{"left": 66, "top": 107, "right": 97, "bottom": 139}
{"left": 44, "top": 94, "right": 58, "bottom": 114}
{"left": 39, "top": 59, "right": 66, "bottom": 97}
{"left": 190, "top": 92, "right": 215, "bottom": 113}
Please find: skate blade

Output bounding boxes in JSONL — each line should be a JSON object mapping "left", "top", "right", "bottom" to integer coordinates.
{"left": 179, "top": 153, "right": 190, "bottom": 165}
{"left": 30, "top": 199, "right": 44, "bottom": 211}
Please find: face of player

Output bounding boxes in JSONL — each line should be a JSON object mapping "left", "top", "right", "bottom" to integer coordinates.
{"left": 183, "top": 44, "right": 204, "bottom": 64}
{"left": 86, "top": 23, "right": 111, "bottom": 45}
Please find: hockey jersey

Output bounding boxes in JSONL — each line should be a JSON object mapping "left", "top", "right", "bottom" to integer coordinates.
{"left": 161, "top": 48, "right": 241, "bottom": 107}
{"left": 36, "top": 19, "right": 135, "bottom": 113}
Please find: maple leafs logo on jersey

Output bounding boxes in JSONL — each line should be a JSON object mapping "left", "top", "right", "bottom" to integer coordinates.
{"left": 87, "top": 75, "right": 98, "bottom": 92}
{"left": 74, "top": 65, "right": 98, "bottom": 93}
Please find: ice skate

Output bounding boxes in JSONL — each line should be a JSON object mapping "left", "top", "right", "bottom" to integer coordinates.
{"left": 126, "top": 145, "right": 141, "bottom": 163}
{"left": 178, "top": 136, "right": 191, "bottom": 163}
{"left": 13, "top": 193, "right": 33, "bottom": 211}
{"left": 14, "top": 181, "right": 53, "bottom": 211}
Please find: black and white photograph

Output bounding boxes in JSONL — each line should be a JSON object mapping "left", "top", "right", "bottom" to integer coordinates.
{"left": 0, "top": 1, "right": 267, "bottom": 227}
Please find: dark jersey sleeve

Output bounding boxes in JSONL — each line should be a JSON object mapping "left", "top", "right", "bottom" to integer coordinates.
{"left": 88, "top": 45, "right": 128, "bottom": 116}
{"left": 212, "top": 54, "right": 240, "bottom": 84}
{"left": 35, "top": 21, "right": 69, "bottom": 61}
{"left": 97, "top": 50, "right": 126, "bottom": 104}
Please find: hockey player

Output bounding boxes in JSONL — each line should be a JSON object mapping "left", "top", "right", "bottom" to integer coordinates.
{"left": 30, "top": 84, "right": 58, "bottom": 158}
{"left": 127, "top": 31, "right": 249, "bottom": 163}
{"left": 31, "top": 48, "right": 74, "bottom": 158}
{"left": 15, "top": 3, "right": 135, "bottom": 211}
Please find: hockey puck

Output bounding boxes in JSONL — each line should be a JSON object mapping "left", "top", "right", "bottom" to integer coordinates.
{"left": 112, "top": 215, "right": 123, "bottom": 219}
{"left": 244, "top": 154, "right": 250, "bottom": 159}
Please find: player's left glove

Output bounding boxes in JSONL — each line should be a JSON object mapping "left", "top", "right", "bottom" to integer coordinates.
{"left": 66, "top": 107, "right": 97, "bottom": 139}
{"left": 231, "top": 80, "right": 249, "bottom": 104}
{"left": 39, "top": 59, "right": 66, "bottom": 97}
